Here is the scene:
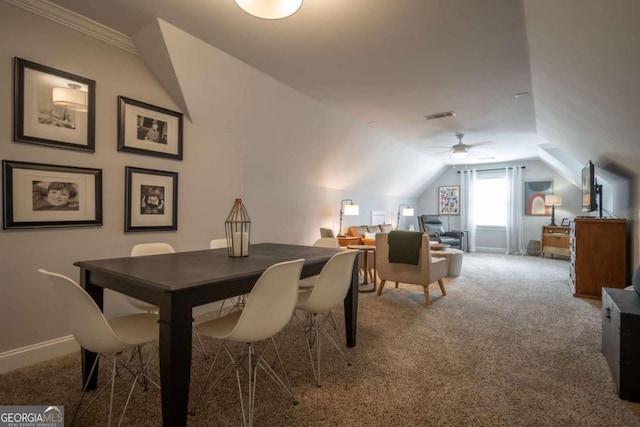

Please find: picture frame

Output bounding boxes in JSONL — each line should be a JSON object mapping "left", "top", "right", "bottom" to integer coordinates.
{"left": 561, "top": 218, "right": 571, "bottom": 227}
{"left": 13, "top": 57, "right": 96, "bottom": 152}
{"left": 525, "top": 181, "right": 552, "bottom": 215}
{"left": 2, "top": 160, "right": 102, "bottom": 229}
{"left": 118, "top": 96, "right": 183, "bottom": 160}
{"left": 125, "top": 166, "right": 178, "bottom": 232}
{"left": 438, "top": 185, "right": 460, "bottom": 215}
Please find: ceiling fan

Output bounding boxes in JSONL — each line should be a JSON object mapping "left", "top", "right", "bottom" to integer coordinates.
{"left": 431, "top": 133, "right": 494, "bottom": 158}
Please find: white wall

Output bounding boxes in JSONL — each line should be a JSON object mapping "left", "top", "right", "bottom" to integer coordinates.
{"left": 0, "top": 4, "right": 242, "bottom": 358}
{"left": 417, "top": 159, "right": 583, "bottom": 252}
{"left": 0, "top": 3, "right": 418, "bottom": 369}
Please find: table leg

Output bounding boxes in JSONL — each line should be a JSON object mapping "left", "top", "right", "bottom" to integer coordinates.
{"left": 158, "top": 295, "right": 193, "bottom": 427}
{"left": 359, "top": 249, "right": 377, "bottom": 293}
{"left": 344, "top": 257, "right": 358, "bottom": 347}
{"left": 79, "top": 268, "right": 102, "bottom": 391}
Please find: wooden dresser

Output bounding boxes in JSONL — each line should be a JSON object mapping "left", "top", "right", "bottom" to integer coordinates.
{"left": 541, "top": 225, "right": 570, "bottom": 257}
{"left": 569, "top": 218, "right": 627, "bottom": 299}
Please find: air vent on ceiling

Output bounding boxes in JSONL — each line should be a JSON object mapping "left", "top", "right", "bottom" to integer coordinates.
{"left": 425, "top": 111, "right": 456, "bottom": 120}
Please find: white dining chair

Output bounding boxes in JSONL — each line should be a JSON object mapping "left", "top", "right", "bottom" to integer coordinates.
{"left": 38, "top": 269, "right": 159, "bottom": 426}
{"left": 126, "top": 243, "right": 176, "bottom": 312}
{"left": 189, "top": 259, "right": 304, "bottom": 427}
{"left": 298, "top": 238, "right": 341, "bottom": 289}
{"left": 127, "top": 243, "right": 209, "bottom": 356}
{"left": 294, "top": 250, "right": 358, "bottom": 387}
{"left": 210, "top": 238, "right": 247, "bottom": 317}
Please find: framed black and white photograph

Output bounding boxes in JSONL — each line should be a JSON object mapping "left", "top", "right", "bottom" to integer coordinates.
{"left": 118, "top": 96, "right": 183, "bottom": 160}
{"left": 561, "top": 218, "right": 571, "bottom": 227}
{"left": 125, "top": 166, "right": 178, "bottom": 232}
{"left": 2, "top": 160, "right": 102, "bottom": 229}
{"left": 13, "top": 57, "right": 96, "bottom": 152}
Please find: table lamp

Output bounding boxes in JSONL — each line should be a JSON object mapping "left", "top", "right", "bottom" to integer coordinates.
{"left": 545, "top": 195, "right": 562, "bottom": 226}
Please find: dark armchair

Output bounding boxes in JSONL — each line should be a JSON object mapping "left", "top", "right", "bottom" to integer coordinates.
{"left": 418, "top": 215, "right": 463, "bottom": 248}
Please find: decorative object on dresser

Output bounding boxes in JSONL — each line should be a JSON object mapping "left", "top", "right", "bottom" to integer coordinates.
{"left": 569, "top": 218, "right": 627, "bottom": 298}
{"left": 540, "top": 225, "right": 570, "bottom": 258}
{"left": 602, "top": 286, "right": 640, "bottom": 402}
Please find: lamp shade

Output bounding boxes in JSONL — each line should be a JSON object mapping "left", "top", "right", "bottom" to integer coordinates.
{"left": 402, "top": 207, "right": 414, "bottom": 217}
{"left": 343, "top": 204, "right": 359, "bottom": 216}
{"left": 52, "top": 84, "right": 87, "bottom": 112}
{"left": 545, "top": 195, "right": 562, "bottom": 206}
{"left": 452, "top": 149, "right": 468, "bottom": 158}
{"left": 234, "top": 0, "right": 303, "bottom": 19}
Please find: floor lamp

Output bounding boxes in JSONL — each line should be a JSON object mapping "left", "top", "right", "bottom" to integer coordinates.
{"left": 396, "top": 204, "right": 414, "bottom": 230}
{"left": 339, "top": 199, "right": 359, "bottom": 236}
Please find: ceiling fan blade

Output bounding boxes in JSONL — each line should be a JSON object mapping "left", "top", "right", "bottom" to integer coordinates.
{"left": 469, "top": 140, "right": 495, "bottom": 148}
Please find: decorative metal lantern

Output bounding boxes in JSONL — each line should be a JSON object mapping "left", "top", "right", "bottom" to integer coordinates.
{"left": 225, "top": 198, "right": 251, "bottom": 257}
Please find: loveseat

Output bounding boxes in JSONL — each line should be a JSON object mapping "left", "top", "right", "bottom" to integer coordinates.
{"left": 347, "top": 224, "right": 395, "bottom": 245}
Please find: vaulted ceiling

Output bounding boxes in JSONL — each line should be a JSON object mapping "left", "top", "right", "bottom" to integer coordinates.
{"left": 42, "top": 0, "right": 639, "bottom": 184}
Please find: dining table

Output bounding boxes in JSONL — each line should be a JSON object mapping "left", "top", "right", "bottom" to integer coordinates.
{"left": 74, "top": 243, "right": 358, "bottom": 427}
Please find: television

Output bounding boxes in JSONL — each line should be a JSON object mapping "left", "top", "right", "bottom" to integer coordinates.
{"left": 581, "top": 160, "right": 597, "bottom": 212}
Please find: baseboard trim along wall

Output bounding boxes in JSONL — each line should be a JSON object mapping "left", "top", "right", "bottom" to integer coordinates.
{"left": 0, "top": 335, "right": 79, "bottom": 374}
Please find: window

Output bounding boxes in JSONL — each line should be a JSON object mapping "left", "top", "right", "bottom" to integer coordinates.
{"left": 474, "top": 171, "right": 507, "bottom": 226}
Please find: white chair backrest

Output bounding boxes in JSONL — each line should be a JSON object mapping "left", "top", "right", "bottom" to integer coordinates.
{"left": 131, "top": 242, "right": 175, "bottom": 257}
{"left": 38, "top": 269, "right": 125, "bottom": 354}
{"left": 227, "top": 259, "right": 304, "bottom": 343}
{"left": 209, "top": 238, "right": 227, "bottom": 249}
{"left": 300, "top": 251, "right": 358, "bottom": 313}
{"left": 314, "top": 237, "right": 340, "bottom": 249}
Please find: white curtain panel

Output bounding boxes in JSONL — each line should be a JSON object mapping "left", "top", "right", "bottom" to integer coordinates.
{"left": 459, "top": 170, "right": 477, "bottom": 252}
{"left": 506, "top": 166, "right": 526, "bottom": 255}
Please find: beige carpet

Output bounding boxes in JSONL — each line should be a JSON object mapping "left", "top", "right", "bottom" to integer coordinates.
{"left": 2, "top": 253, "right": 640, "bottom": 426}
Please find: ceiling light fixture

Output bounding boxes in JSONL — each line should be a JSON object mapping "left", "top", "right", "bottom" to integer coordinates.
{"left": 425, "top": 111, "right": 456, "bottom": 120}
{"left": 452, "top": 148, "right": 468, "bottom": 158}
{"left": 234, "top": 0, "right": 303, "bottom": 19}
{"left": 52, "top": 83, "right": 88, "bottom": 112}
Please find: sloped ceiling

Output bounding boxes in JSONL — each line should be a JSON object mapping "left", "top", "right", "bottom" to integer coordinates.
{"left": 26, "top": 0, "right": 640, "bottom": 196}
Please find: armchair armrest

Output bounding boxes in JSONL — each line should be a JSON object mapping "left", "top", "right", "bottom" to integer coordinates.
{"left": 443, "top": 230, "right": 463, "bottom": 239}
{"left": 428, "top": 231, "right": 440, "bottom": 242}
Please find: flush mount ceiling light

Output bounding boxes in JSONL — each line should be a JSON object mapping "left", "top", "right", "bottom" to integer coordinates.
{"left": 234, "top": 0, "right": 303, "bottom": 19}
{"left": 52, "top": 83, "right": 88, "bottom": 112}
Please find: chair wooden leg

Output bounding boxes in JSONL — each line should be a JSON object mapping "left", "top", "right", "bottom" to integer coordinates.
{"left": 438, "top": 279, "right": 446, "bottom": 296}
{"left": 394, "top": 281, "right": 399, "bottom": 288}
{"left": 423, "top": 285, "right": 431, "bottom": 305}
{"left": 377, "top": 280, "right": 386, "bottom": 296}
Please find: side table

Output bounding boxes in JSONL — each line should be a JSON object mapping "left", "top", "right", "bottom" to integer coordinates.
{"left": 347, "top": 245, "right": 377, "bottom": 293}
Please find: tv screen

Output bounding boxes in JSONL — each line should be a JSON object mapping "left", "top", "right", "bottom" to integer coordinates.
{"left": 581, "top": 160, "right": 596, "bottom": 212}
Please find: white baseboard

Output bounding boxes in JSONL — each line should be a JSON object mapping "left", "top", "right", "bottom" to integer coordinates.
{"left": 475, "top": 246, "right": 507, "bottom": 254}
{"left": 0, "top": 335, "right": 79, "bottom": 374}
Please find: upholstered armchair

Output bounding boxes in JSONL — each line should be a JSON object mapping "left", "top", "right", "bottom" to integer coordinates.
{"left": 418, "top": 215, "right": 463, "bottom": 248}
{"left": 375, "top": 232, "right": 448, "bottom": 305}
